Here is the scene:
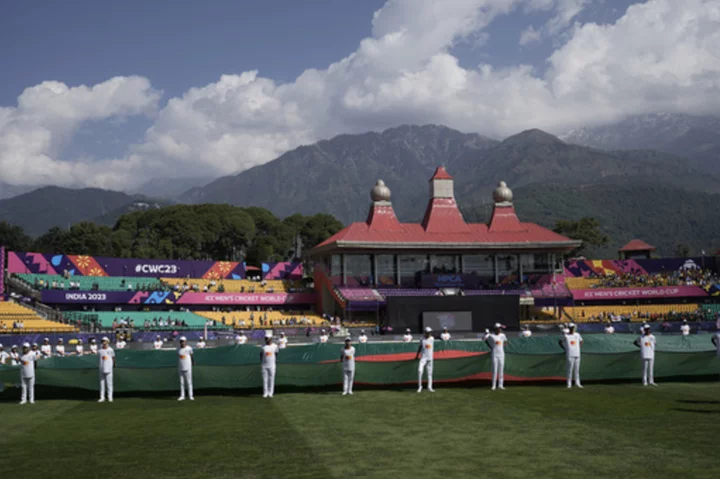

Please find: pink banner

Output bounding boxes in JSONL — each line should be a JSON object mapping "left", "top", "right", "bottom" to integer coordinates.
{"left": 176, "top": 292, "right": 316, "bottom": 305}
{"left": 572, "top": 286, "right": 707, "bottom": 301}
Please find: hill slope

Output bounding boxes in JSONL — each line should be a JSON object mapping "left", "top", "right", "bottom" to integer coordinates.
{"left": 0, "top": 187, "right": 143, "bottom": 236}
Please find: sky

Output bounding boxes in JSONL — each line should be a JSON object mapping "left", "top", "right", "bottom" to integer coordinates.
{"left": 1, "top": 0, "right": 718, "bottom": 191}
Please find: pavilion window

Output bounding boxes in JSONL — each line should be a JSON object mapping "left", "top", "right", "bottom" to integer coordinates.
{"left": 399, "top": 254, "right": 429, "bottom": 287}
{"left": 330, "top": 255, "right": 343, "bottom": 286}
{"left": 345, "top": 254, "right": 372, "bottom": 287}
{"left": 431, "top": 255, "right": 458, "bottom": 274}
{"left": 496, "top": 255, "right": 519, "bottom": 284}
{"left": 376, "top": 254, "right": 396, "bottom": 287}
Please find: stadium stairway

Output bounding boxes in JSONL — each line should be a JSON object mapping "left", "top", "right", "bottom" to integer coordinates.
{"left": 0, "top": 301, "right": 76, "bottom": 332}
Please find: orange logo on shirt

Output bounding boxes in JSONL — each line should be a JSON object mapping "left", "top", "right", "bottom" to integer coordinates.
{"left": 644, "top": 342, "right": 651, "bottom": 347}
{"left": 495, "top": 341, "right": 502, "bottom": 346}
{"left": 265, "top": 352, "right": 272, "bottom": 356}
{"left": 102, "top": 356, "right": 108, "bottom": 361}
{"left": 570, "top": 341, "right": 576, "bottom": 346}
{"left": 425, "top": 344, "right": 432, "bottom": 349}
{"left": 22, "top": 361, "right": 28, "bottom": 366}
{"left": 179, "top": 355, "right": 186, "bottom": 360}
{"left": 346, "top": 356, "right": 353, "bottom": 360}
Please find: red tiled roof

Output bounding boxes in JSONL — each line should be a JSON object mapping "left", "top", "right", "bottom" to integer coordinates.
{"left": 488, "top": 204, "right": 525, "bottom": 233}
{"left": 430, "top": 166, "right": 453, "bottom": 180}
{"left": 421, "top": 198, "right": 470, "bottom": 233}
{"left": 315, "top": 220, "right": 574, "bottom": 249}
{"left": 366, "top": 204, "right": 403, "bottom": 231}
{"left": 619, "top": 239, "right": 656, "bottom": 252}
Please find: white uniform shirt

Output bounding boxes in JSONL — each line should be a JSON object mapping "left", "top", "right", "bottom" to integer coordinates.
{"left": 10, "top": 351, "right": 20, "bottom": 365}
{"left": 341, "top": 346, "right": 356, "bottom": 371}
{"left": 90, "top": 344, "right": 98, "bottom": 354}
{"left": 32, "top": 349, "right": 41, "bottom": 359}
{"left": 715, "top": 332, "right": 720, "bottom": 357}
{"left": 153, "top": 340, "right": 163, "bottom": 350}
{"left": 681, "top": 324, "right": 690, "bottom": 336}
{"left": 563, "top": 333, "right": 583, "bottom": 358}
{"left": 278, "top": 337, "right": 288, "bottom": 349}
{"left": 197, "top": 340, "right": 207, "bottom": 348}
{"left": 76, "top": 345, "right": 84, "bottom": 355}
{"left": 639, "top": 334, "right": 656, "bottom": 360}
{"left": 41, "top": 345, "right": 52, "bottom": 357}
{"left": 521, "top": 330, "right": 532, "bottom": 338}
{"left": 99, "top": 347, "right": 115, "bottom": 374}
{"left": 403, "top": 334, "right": 413, "bottom": 343}
{"left": 487, "top": 333, "right": 507, "bottom": 359}
{"left": 261, "top": 344, "right": 278, "bottom": 368}
{"left": 441, "top": 332, "right": 451, "bottom": 341}
{"left": 320, "top": 335, "right": 329, "bottom": 343}
{"left": 420, "top": 336, "right": 434, "bottom": 360}
{"left": 56, "top": 345, "right": 65, "bottom": 356}
{"left": 0, "top": 351, "right": 9, "bottom": 364}
{"left": 605, "top": 326, "right": 615, "bottom": 334}
{"left": 116, "top": 341, "right": 126, "bottom": 350}
{"left": 236, "top": 336, "right": 247, "bottom": 345}
{"left": 359, "top": 335, "right": 368, "bottom": 343}
{"left": 20, "top": 353, "right": 37, "bottom": 379}
{"left": 178, "top": 346, "right": 193, "bottom": 372}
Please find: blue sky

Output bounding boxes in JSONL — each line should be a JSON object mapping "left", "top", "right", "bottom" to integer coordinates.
{"left": 0, "top": 0, "right": 715, "bottom": 190}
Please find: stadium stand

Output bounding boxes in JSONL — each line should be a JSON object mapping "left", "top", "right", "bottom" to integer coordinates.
{"left": 14, "top": 273, "right": 166, "bottom": 291}
{"left": 194, "top": 310, "right": 326, "bottom": 328}
{"left": 66, "top": 311, "right": 227, "bottom": 330}
{"left": 563, "top": 304, "right": 702, "bottom": 322}
{"left": 0, "top": 301, "right": 76, "bottom": 332}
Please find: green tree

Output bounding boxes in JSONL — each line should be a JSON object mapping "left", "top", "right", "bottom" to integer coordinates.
{"left": 34, "top": 227, "right": 69, "bottom": 253}
{"left": 553, "top": 217, "right": 609, "bottom": 257}
{"left": 674, "top": 243, "right": 690, "bottom": 258}
{"left": 61, "top": 222, "right": 115, "bottom": 256}
{"left": 300, "top": 214, "right": 344, "bottom": 249}
{"left": 0, "top": 221, "right": 32, "bottom": 251}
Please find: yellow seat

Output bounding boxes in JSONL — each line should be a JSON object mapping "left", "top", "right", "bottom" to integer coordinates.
{"left": 194, "top": 310, "right": 326, "bottom": 328}
{"left": 564, "top": 304, "right": 700, "bottom": 322}
{"left": 161, "top": 278, "right": 305, "bottom": 294}
{"left": 0, "top": 301, "right": 77, "bottom": 332}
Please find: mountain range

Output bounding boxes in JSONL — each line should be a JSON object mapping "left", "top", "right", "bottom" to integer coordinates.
{"left": 1, "top": 117, "right": 719, "bottom": 256}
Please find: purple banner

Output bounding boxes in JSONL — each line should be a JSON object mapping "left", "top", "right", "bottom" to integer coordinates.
{"left": 571, "top": 286, "right": 707, "bottom": 301}
{"left": 420, "top": 274, "right": 481, "bottom": 289}
{"left": 8, "top": 251, "right": 246, "bottom": 279}
{"left": 41, "top": 289, "right": 317, "bottom": 305}
{"left": 0, "top": 246, "right": 4, "bottom": 298}
{"left": 176, "top": 292, "right": 316, "bottom": 305}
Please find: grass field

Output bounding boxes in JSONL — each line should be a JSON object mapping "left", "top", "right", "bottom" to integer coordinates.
{"left": 1, "top": 382, "right": 719, "bottom": 478}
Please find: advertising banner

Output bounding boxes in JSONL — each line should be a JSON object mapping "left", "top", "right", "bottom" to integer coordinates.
{"left": 0, "top": 246, "right": 4, "bottom": 298}
{"left": 41, "top": 290, "right": 317, "bottom": 305}
{"left": 8, "top": 251, "right": 246, "bottom": 279}
{"left": 175, "top": 292, "right": 317, "bottom": 305}
{"left": 571, "top": 286, "right": 707, "bottom": 301}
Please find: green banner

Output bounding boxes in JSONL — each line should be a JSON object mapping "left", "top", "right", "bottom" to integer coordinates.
{"left": 1, "top": 336, "right": 718, "bottom": 392}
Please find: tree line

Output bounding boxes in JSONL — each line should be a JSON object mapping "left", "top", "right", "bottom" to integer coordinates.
{"left": 0, "top": 204, "right": 344, "bottom": 264}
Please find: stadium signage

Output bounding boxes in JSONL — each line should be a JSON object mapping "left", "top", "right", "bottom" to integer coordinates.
{"left": 134, "top": 264, "right": 178, "bottom": 274}
{"left": 176, "top": 292, "right": 317, "bottom": 305}
{"left": 571, "top": 286, "right": 707, "bottom": 300}
{"left": 41, "top": 290, "right": 317, "bottom": 305}
{"left": 420, "top": 274, "right": 481, "bottom": 289}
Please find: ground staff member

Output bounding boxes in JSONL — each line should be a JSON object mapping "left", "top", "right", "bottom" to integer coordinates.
{"left": 260, "top": 334, "right": 278, "bottom": 398}
{"left": 416, "top": 327, "right": 435, "bottom": 393}
{"left": 486, "top": 323, "right": 507, "bottom": 390}
{"left": 98, "top": 337, "right": 115, "bottom": 403}
{"left": 634, "top": 324, "right": 657, "bottom": 386}
{"left": 340, "top": 337, "right": 355, "bottom": 395}
{"left": 178, "top": 336, "right": 194, "bottom": 401}
{"left": 558, "top": 323, "right": 583, "bottom": 389}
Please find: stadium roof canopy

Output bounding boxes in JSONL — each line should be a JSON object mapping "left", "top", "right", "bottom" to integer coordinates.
{"left": 310, "top": 167, "right": 581, "bottom": 255}
{"left": 619, "top": 239, "right": 656, "bottom": 253}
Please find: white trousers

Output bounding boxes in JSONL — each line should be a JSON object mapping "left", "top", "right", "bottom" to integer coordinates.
{"left": 343, "top": 368, "right": 355, "bottom": 394}
{"left": 179, "top": 370, "right": 194, "bottom": 399}
{"left": 492, "top": 356, "right": 505, "bottom": 388}
{"left": 21, "top": 377, "right": 35, "bottom": 403}
{"left": 418, "top": 358, "right": 433, "bottom": 389}
{"left": 566, "top": 356, "right": 581, "bottom": 386}
{"left": 262, "top": 366, "right": 276, "bottom": 397}
{"left": 642, "top": 358, "right": 655, "bottom": 385}
{"left": 100, "top": 372, "right": 113, "bottom": 400}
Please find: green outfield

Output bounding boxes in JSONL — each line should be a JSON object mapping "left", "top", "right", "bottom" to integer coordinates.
{"left": 1, "top": 382, "right": 719, "bottom": 478}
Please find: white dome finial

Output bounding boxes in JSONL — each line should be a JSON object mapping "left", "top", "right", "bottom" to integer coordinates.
{"left": 493, "top": 181, "right": 513, "bottom": 203}
{"left": 371, "top": 179, "right": 391, "bottom": 202}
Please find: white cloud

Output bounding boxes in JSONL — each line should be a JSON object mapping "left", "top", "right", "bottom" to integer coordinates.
{"left": 2, "top": 0, "right": 720, "bottom": 190}
{"left": 0, "top": 76, "right": 160, "bottom": 187}
{"left": 519, "top": 0, "right": 590, "bottom": 45}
